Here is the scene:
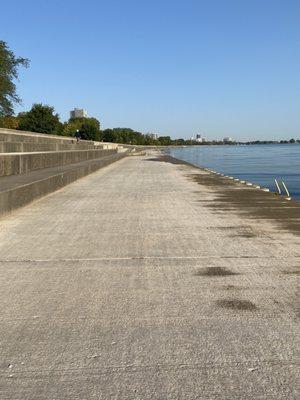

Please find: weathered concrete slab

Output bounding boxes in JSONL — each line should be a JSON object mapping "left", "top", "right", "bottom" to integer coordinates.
{"left": 0, "top": 153, "right": 298, "bottom": 399}
{"left": 155, "top": 155, "right": 300, "bottom": 236}
{"left": 0, "top": 153, "right": 126, "bottom": 216}
{"left": 0, "top": 128, "right": 93, "bottom": 147}
{"left": 0, "top": 141, "right": 96, "bottom": 153}
{"left": 0, "top": 149, "right": 117, "bottom": 177}
{"left": 0, "top": 129, "right": 122, "bottom": 150}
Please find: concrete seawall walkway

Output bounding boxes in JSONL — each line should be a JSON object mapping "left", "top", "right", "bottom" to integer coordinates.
{"left": 0, "top": 152, "right": 299, "bottom": 399}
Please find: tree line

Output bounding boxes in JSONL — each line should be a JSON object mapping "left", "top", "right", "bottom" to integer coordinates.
{"left": 0, "top": 41, "right": 299, "bottom": 146}
{"left": 0, "top": 40, "right": 187, "bottom": 145}
{"left": 0, "top": 103, "right": 179, "bottom": 145}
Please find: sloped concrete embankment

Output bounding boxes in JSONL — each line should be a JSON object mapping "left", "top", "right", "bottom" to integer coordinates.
{"left": 0, "top": 128, "right": 128, "bottom": 216}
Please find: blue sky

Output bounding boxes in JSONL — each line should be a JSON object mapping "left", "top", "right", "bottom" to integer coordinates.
{"left": 2, "top": 0, "right": 300, "bottom": 140}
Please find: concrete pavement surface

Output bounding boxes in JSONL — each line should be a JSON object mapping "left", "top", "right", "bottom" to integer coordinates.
{"left": 0, "top": 152, "right": 299, "bottom": 399}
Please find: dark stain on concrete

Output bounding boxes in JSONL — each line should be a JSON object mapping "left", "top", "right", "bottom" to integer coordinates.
{"left": 191, "top": 173, "right": 300, "bottom": 236}
{"left": 210, "top": 225, "right": 258, "bottom": 238}
{"left": 225, "top": 284, "right": 236, "bottom": 290}
{"left": 216, "top": 299, "right": 258, "bottom": 311}
{"left": 224, "top": 285, "right": 244, "bottom": 291}
{"left": 235, "top": 231, "right": 257, "bottom": 238}
{"left": 151, "top": 155, "right": 300, "bottom": 236}
{"left": 194, "top": 267, "right": 239, "bottom": 277}
{"left": 146, "top": 156, "right": 193, "bottom": 167}
{"left": 282, "top": 270, "right": 300, "bottom": 275}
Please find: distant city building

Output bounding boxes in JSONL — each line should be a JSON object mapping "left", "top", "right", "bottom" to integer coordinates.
{"left": 70, "top": 108, "right": 88, "bottom": 119}
{"left": 145, "top": 133, "right": 158, "bottom": 140}
{"left": 195, "top": 134, "right": 206, "bottom": 143}
{"left": 223, "top": 137, "right": 235, "bottom": 143}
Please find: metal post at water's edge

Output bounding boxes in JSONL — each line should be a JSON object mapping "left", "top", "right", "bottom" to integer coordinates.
{"left": 282, "top": 180, "right": 291, "bottom": 200}
{"left": 274, "top": 179, "right": 281, "bottom": 195}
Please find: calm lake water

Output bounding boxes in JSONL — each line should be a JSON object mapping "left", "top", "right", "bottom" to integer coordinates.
{"left": 169, "top": 144, "right": 300, "bottom": 201}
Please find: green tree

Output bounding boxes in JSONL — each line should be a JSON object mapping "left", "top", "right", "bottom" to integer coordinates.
{"left": 62, "top": 119, "right": 81, "bottom": 137}
{"left": 157, "top": 136, "right": 172, "bottom": 146}
{"left": 0, "top": 41, "right": 29, "bottom": 116}
{"left": 80, "top": 118, "right": 101, "bottom": 141}
{"left": 101, "top": 127, "right": 159, "bottom": 145}
{"left": 172, "top": 138, "right": 185, "bottom": 145}
{"left": 18, "top": 103, "right": 62, "bottom": 134}
{"left": 64, "top": 117, "right": 101, "bottom": 141}
{"left": 102, "top": 128, "right": 133, "bottom": 143}
{"left": 0, "top": 115, "right": 19, "bottom": 129}
{"left": 101, "top": 128, "right": 116, "bottom": 142}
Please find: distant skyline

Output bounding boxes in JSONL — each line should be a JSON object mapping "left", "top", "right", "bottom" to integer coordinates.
{"left": 2, "top": 0, "right": 300, "bottom": 141}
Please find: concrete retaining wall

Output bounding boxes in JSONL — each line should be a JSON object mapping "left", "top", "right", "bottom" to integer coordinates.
{"left": 0, "top": 149, "right": 117, "bottom": 177}
{"left": 0, "top": 128, "right": 92, "bottom": 146}
{"left": 0, "top": 128, "right": 131, "bottom": 216}
{"left": 0, "top": 129, "right": 133, "bottom": 151}
{"left": 0, "top": 153, "right": 126, "bottom": 216}
{"left": 0, "top": 141, "right": 97, "bottom": 153}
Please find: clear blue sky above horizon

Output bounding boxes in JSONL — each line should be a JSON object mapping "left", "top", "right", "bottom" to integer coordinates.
{"left": 2, "top": 0, "right": 300, "bottom": 141}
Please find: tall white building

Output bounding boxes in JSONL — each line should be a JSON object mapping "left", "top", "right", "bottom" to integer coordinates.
{"left": 70, "top": 108, "right": 88, "bottom": 119}
{"left": 195, "top": 134, "right": 206, "bottom": 143}
{"left": 146, "top": 133, "right": 158, "bottom": 140}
